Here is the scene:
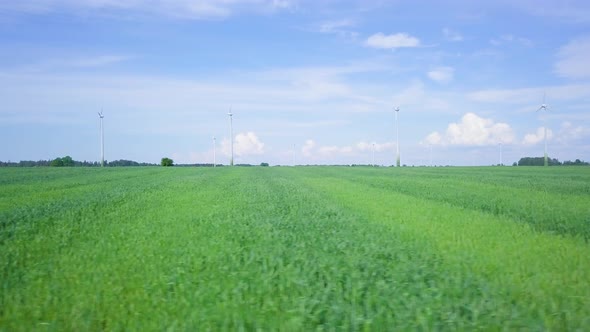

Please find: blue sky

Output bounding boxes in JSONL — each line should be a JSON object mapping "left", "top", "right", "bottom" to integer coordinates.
{"left": 1, "top": 0, "right": 590, "bottom": 166}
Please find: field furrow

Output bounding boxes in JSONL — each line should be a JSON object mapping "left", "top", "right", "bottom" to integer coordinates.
{"left": 298, "top": 172, "right": 590, "bottom": 329}
{"left": 301, "top": 167, "right": 590, "bottom": 239}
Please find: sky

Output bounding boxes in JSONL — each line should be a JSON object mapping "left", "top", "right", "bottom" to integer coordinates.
{"left": 1, "top": 0, "right": 590, "bottom": 166}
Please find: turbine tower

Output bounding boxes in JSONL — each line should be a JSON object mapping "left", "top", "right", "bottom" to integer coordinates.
{"left": 499, "top": 142, "right": 503, "bottom": 166}
{"left": 537, "top": 94, "right": 550, "bottom": 167}
{"left": 372, "top": 142, "right": 375, "bottom": 167}
{"left": 394, "top": 106, "right": 400, "bottom": 167}
{"left": 228, "top": 107, "right": 234, "bottom": 166}
{"left": 213, "top": 136, "right": 216, "bottom": 167}
{"left": 98, "top": 111, "right": 104, "bottom": 167}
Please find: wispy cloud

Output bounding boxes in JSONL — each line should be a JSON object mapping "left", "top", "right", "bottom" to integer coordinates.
{"left": 467, "top": 84, "right": 590, "bottom": 105}
{"left": 553, "top": 121, "right": 590, "bottom": 144}
{"left": 442, "top": 28, "right": 463, "bottom": 42}
{"left": 490, "top": 34, "right": 533, "bottom": 47}
{"left": 8, "top": 54, "right": 133, "bottom": 73}
{"left": 508, "top": 0, "right": 590, "bottom": 23}
{"left": 427, "top": 66, "right": 454, "bottom": 84}
{"left": 70, "top": 55, "right": 133, "bottom": 67}
{"left": 315, "top": 19, "right": 358, "bottom": 39}
{"left": 0, "top": 0, "right": 298, "bottom": 19}
{"left": 0, "top": 59, "right": 394, "bottom": 131}
{"left": 366, "top": 32, "right": 420, "bottom": 49}
{"left": 301, "top": 139, "right": 396, "bottom": 161}
{"left": 555, "top": 36, "right": 590, "bottom": 79}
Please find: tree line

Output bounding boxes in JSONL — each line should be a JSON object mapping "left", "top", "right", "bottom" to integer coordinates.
{"left": 0, "top": 156, "right": 270, "bottom": 167}
{"left": 516, "top": 157, "right": 589, "bottom": 166}
{"left": 0, "top": 156, "right": 158, "bottom": 167}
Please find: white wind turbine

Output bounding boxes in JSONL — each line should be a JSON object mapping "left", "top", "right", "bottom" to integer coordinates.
{"left": 394, "top": 106, "right": 400, "bottom": 167}
{"left": 228, "top": 107, "right": 234, "bottom": 166}
{"left": 213, "top": 136, "right": 216, "bottom": 167}
{"left": 98, "top": 111, "right": 104, "bottom": 167}
{"left": 537, "top": 93, "right": 551, "bottom": 167}
{"left": 372, "top": 142, "right": 376, "bottom": 167}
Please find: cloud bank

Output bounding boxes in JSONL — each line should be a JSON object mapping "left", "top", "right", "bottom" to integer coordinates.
{"left": 424, "top": 113, "right": 515, "bottom": 146}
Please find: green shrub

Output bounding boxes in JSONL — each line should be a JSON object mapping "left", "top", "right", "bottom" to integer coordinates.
{"left": 161, "top": 157, "right": 174, "bottom": 167}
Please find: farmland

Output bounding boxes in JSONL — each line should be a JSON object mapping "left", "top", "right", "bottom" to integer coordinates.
{"left": 1, "top": 166, "right": 590, "bottom": 330}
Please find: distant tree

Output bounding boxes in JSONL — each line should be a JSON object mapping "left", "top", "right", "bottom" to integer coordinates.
{"left": 518, "top": 156, "right": 561, "bottom": 166}
{"left": 61, "top": 155, "right": 74, "bottom": 167}
{"left": 50, "top": 158, "right": 64, "bottom": 167}
{"left": 260, "top": 162, "right": 269, "bottom": 167}
{"left": 563, "top": 159, "right": 589, "bottom": 166}
{"left": 512, "top": 162, "right": 517, "bottom": 166}
{"left": 161, "top": 157, "right": 174, "bottom": 167}
{"left": 109, "top": 159, "right": 142, "bottom": 167}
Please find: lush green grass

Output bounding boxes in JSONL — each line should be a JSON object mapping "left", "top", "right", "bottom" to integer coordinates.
{"left": 1, "top": 166, "right": 589, "bottom": 330}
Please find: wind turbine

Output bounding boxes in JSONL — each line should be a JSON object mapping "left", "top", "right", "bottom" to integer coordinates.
{"left": 98, "top": 111, "right": 104, "bottom": 167}
{"left": 394, "top": 106, "right": 400, "bottom": 167}
{"left": 228, "top": 107, "right": 234, "bottom": 166}
{"left": 499, "top": 142, "right": 503, "bottom": 166}
{"left": 537, "top": 93, "right": 550, "bottom": 167}
{"left": 371, "top": 142, "right": 375, "bottom": 167}
{"left": 213, "top": 136, "right": 216, "bottom": 167}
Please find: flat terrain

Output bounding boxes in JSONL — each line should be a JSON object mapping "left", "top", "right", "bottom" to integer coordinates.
{"left": 1, "top": 166, "right": 590, "bottom": 330}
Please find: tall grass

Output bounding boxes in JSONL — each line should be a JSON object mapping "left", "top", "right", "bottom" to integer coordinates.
{"left": 1, "top": 166, "right": 589, "bottom": 330}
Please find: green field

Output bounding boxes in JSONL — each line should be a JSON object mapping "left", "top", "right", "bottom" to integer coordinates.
{"left": 1, "top": 166, "right": 590, "bottom": 330}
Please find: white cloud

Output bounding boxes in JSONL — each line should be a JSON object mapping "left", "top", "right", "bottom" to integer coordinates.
{"left": 490, "top": 34, "right": 533, "bottom": 47}
{"left": 366, "top": 32, "right": 420, "bottom": 49}
{"left": 523, "top": 127, "right": 553, "bottom": 145}
{"left": 221, "top": 132, "right": 265, "bottom": 156}
{"left": 423, "top": 132, "right": 443, "bottom": 145}
{"left": 555, "top": 37, "right": 590, "bottom": 79}
{"left": 234, "top": 132, "right": 265, "bottom": 156}
{"left": 424, "top": 113, "right": 515, "bottom": 146}
{"left": 427, "top": 66, "right": 454, "bottom": 83}
{"left": 301, "top": 139, "right": 316, "bottom": 157}
{"left": 443, "top": 28, "right": 463, "bottom": 42}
